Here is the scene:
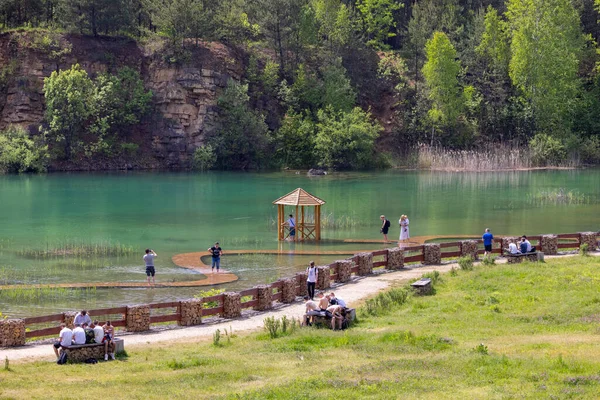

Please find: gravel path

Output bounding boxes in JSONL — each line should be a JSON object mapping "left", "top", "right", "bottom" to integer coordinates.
{"left": 0, "top": 264, "right": 454, "bottom": 363}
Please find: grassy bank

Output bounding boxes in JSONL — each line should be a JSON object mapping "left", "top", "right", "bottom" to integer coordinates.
{"left": 3, "top": 256, "right": 600, "bottom": 398}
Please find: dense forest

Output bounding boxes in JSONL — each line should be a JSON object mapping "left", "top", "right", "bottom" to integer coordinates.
{"left": 1, "top": 0, "right": 600, "bottom": 171}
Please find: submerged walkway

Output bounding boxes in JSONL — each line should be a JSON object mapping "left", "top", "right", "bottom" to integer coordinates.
{"left": 0, "top": 236, "right": 474, "bottom": 291}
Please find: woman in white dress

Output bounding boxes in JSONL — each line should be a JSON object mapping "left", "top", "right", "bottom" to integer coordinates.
{"left": 399, "top": 215, "right": 410, "bottom": 242}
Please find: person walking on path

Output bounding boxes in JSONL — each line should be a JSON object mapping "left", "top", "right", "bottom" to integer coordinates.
{"left": 306, "top": 261, "right": 318, "bottom": 300}
{"left": 380, "top": 215, "right": 391, "bottom": 242}
{"left": 399, "top": 215, "right": 410, "bottom": 243}
{"left": 144, "top": 249, "right": 157, "bottom": 286}
{"left": 287, "top": 214, "right": 296, "bottom": 241}
{"left": 208, "top": 242, "right": 223, "bottom": 273}
{"left": 483, "top": 228, "right": 494, "bottom": 255}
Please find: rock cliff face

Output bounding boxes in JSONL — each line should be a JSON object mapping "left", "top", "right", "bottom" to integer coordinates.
{"left": 0, "top": 32, "right": 244, "bottom": 169}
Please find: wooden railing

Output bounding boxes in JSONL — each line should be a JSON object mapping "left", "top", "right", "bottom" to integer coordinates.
{"left": 17, "top": 231, "right": 599, "bottom": 340}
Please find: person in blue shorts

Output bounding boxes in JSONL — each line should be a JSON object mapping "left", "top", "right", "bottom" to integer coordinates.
{"left": 482, "top": 228, "right": 494, "bottom": 255}
{"left": 208, "top": 242, "right": 223, "bottom": 273}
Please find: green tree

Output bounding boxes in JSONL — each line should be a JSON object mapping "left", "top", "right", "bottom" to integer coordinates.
{"left": 507, "top": 0, "right": 585, "bottom": 136}
{"left": 208, "top": 80, "right": 270, "bottom": 169}
{"left": 356, "top": 0, "right": 401, "bottom": 49}
{"left": 273, "top": 110, "right": 316, "bottom": 168}
{"left": 314, "top": 106, "right": 382, "bottom": 169}
{"left": 93, "top": 67, "right": 152, "bottom": 139}
{"left": 43, "top": 64, "right": 95, "bottom": 160}
{"left": 0, "top": 126, "right": 48, "bottom": 173}
{"left": 422, "top": 31, "right": 464, "bottom": 143}
{"left": 476, "top": 6, "right": 510, "bottom": 74}
{"left": 322, "top": 62, "right": 356, "bottom": 112}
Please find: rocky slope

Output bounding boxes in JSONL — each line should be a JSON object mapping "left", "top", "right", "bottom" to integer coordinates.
{"left": 0, "top": 32, "right": 245, "bottom": 169}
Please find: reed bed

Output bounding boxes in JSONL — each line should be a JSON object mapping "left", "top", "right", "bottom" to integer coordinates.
{"left": 527, "top": 188, "right": 592, "bottom": 205}
{"left": 18, "top": 240, "right": 135, "bottom": 259}
{"left": 417, "top": 145, "right": 534, "bottom": 171}
{"left": 0, "top": 286, "right": 97, "bottom": 302}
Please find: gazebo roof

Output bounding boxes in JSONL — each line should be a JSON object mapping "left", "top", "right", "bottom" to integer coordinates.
{"left": 272, "top": 188, "right": 326, "bottom": 206}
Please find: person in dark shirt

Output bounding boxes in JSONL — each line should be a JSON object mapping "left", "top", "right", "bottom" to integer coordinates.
{"left": 380, "top": 215, "right": 391, "bottom": 242}
{"left": 520, "top": 237, "right": 529, "bottom": 254}
{"left": 208, "top": 242, "right": 223, "bottom": 273}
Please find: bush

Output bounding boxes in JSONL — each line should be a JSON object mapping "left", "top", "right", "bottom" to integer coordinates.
{"left": 529, "top": 133, "right": 567, "bottom": 166}
{"left": 195, "top": 288, "right": 225, "bottom": 308}
{"left": 579, "top": 243, "right": 589, "bottom": 257}
{"left": 458, "top": 256, "right": 474, "bottom": 271}
{"left": 192, "top": 145, "right": 216, "bottom": 170}
{"left": 0, "top": 126, "right": 48, "bottom": 173}
{"left": 363, "top": 287, "right": 409, "bottom": 316}
{"left": 482, "top": 254, "right": 496, "bottom": 265}
{"left": 579, "top": 136, "right": 600, "bottom": 164}
{"left": 314, "top": 106, "right": 382, "bottom": 170}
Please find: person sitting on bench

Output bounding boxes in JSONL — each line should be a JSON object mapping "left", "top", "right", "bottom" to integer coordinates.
{"left": 329, "top": 292, "right": 346, "bottom": 308}
{"left": 303, "top": 296, "right": 320, "bottom": 326}
{"left": 52, "top": 323, "right": 73, "bottom": 361}
{"left": 327, "top": 304, "right": 344, "bottom": 330}
{"left": 520, "top": 236, "right": 536, "bottom": 253}
{"left": 508, "top": 240, "right": 520, "bottom": 255}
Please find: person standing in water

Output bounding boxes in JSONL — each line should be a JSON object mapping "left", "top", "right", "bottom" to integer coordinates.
{"left": 380, "top": 215, "right": 391, "bottom": 242}
{"left": 287, "top": 214, "right": 296, "bottom": 241}
{"left": 208, "top": 242, "right": 223, "bottom": 273}
{"left": 399, "top": 215, "right": 410, "bottom": 243}
{"left": 143, "top": 248, "right": 157, "bottom": 286}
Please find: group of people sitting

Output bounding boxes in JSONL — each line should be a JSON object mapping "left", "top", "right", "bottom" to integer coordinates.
{"left": 303, "top": 292, "right": 349, "bottom": 330}
{"left": 507, "top": 235, "right": 536, "bottom": 254}
{"left": 52, "top": 310, "right": 116, "bottom": 362}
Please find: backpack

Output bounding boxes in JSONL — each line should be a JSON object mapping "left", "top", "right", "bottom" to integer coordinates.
{"left": 57, "top": 352, "right": 68, "bottom": 365}
{"left": 85, "top": 329, "right": 95, "bottom": 344}
{"left": 85, "top": 358, "right": 98, "bottom": 364}
{"left": 384, "top": 220, "right": 391, "bottom": 229}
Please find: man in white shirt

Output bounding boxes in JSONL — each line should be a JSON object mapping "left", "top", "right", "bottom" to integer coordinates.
{"left": 329, "top": 292, "right": 346, "bottom": 308}
{"left": 92, "top": 320, "right": 104, "bottom": 344}
{"left": 73, "top": 310, "right": 91, "bottom": 327}
{"left": 508, "top": 240, "right": 519, "bottom": 254}
{"left": 52, "top": 323, "right": 73, "bottom": 360}
{"left": 72, "top": 324, "right": 86, "bottom": 345}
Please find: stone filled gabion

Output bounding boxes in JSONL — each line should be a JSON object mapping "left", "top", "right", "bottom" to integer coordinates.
{"left": 460, "top": 240, "right": 479, "bottom": 260}
{"left": 0, "top": 319, "right": 26, "bottom": 347}
{"left": 254, "top": 285, "right": 273, "bottom": 311}
{"left": 296, "top": 271, "right": 308, "bottom": 296}
{"left": 63, "top": 312, "right": 76, "bottom": 329}
{"left": 387, "top": 248, "right": 404, "bottom": 270}
{"left": 540, "top": 235, "right": 558, "bottom": 255}
{"left": 62, "top": 339, "right": 125, "bottom": 362}
{"left": 316, "top": 266, "right": 331, "bottom": 290}
{"left": 501, "top": 237, "right": 520, "bottom": 252}
{"left": 179, "top": 299, "right": 202, "bottom": 326}
{"left": 579, "top": 232, "right": 598, "bottom": 250}
{"left": 423, "top": 244, "right": 441, "bottom": 265}
{"left": 507, "top": 254, "right": 539, "bottom": 264}
{"left": 126, "top": 305, "right": 150, "bottom": 332}
{"left": 222, "top": 292, "right": 241, "bottom": 318}
{"left": 356, "top": 252, "right": 373, "bottom": 276}
{"left": 335, "top": 260, "right": 353, "bottom": 282}
{"left": 280, "top": 278, "right": 297, "bottom": 303}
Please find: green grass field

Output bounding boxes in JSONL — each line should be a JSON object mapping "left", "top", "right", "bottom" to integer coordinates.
{"left": 2, "top": 256, "right": 600, "bottom": 399}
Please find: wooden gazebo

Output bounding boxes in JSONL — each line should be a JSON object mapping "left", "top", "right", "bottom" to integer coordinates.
{"left": 273, "top": 188, "right": 325, "bottom": 241}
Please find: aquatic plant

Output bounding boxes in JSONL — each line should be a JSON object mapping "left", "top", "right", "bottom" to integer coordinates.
{"left": 0, "top": 286, "right": 97, "bottom": 303}
{"left": 417, "top": 144, "right": 535, "bottom": 171}
{"left": 18, "top": 240, "right": 135, "bottom": 259}
{"left": 527, "top": 188, "right": 591, "bottom": 205}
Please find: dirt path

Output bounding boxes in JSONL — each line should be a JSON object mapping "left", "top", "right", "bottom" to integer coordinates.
{"left": 0, "top": 263, "right": 454, "bottom": 363}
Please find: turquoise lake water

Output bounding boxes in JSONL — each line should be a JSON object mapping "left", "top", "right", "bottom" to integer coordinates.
{"left": 0, "top": 170, "right": 598, "bottom": 317}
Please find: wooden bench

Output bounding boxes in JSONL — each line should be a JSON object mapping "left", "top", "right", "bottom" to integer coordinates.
{"left": 505, "top": 252, "right": 544, "bottom": 264}
{"left": 61, "top": 338, "right": 124, "bottom": 362}
{"left": 411, "top": 278, "right": 432, "bottom": 295}
{"left": 311, "top": 308, "right": 356, "bottom": 330}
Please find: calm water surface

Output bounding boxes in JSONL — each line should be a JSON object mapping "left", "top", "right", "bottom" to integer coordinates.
{"left": 0, "top": 170, "right": 598, "bottom": 317}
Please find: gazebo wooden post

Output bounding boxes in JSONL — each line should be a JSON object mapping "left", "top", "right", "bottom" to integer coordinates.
{"left": 278, "top": 204, "right": 284, "bottom": 241}
{"left": 301, "top": 206, "right": 305, "bottom": 241}
{"left": 295, "top": 205, "right": 299, "bottom": 241}
{"left": 316, "top": 205, "right": 321, "bottom": 240}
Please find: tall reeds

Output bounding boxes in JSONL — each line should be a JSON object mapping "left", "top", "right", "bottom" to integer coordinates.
{"left": 527, "top": 188, "right": 591, "bottom": 205}
{"left": 415, "top": 144, "right": 581, "bottom": 171}
{"left": 18, "top": 240, "right": 135, "bottom": 259}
